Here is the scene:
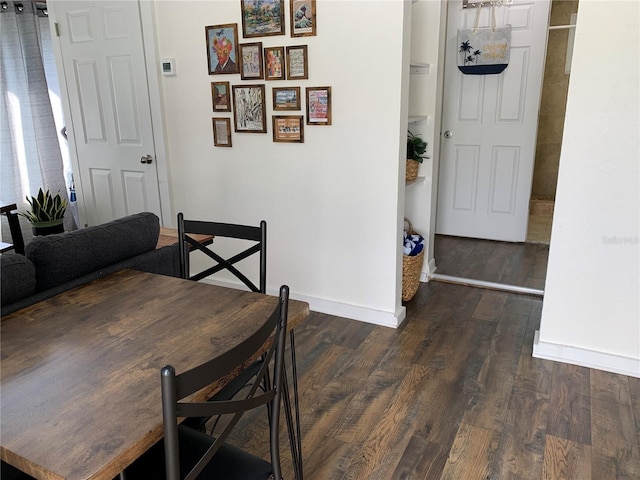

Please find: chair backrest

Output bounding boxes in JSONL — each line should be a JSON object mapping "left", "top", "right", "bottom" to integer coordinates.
{"left": 177, "top": 212, "right": 266, "bottom": 293}
{"left": 161, "top": 285, "right": 289, "bottom": 480}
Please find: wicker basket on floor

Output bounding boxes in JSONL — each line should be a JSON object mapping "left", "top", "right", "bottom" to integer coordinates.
{"left": 402, "top": 220, "right": 424, "bottom": 302}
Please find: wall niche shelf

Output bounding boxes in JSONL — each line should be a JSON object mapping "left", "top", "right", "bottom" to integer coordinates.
{"left": 406, "top": 176, "right": 426, "bottom": 187}
{"left": 409, "top": 63, "right": 431, "bottom": 75}
{"left": 408, "top": 115, "right": 429, "bottom": 125}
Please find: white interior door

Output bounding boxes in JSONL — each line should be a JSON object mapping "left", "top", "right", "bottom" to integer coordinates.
{"left": 436, "top": 0, "right": 550, "bottom": 242}
{"left": 49, "top": 0, "right": 162, "bottom": 227}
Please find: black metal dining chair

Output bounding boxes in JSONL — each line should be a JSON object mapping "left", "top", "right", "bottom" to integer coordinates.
{"left": 176, "top": 213, "right": 303, "bottom": 480}
{"left": 177, "top": 212, "right": 266, "bottom": 293}
{"left": 125, "top": 285, "right": 291, "bottom": 480}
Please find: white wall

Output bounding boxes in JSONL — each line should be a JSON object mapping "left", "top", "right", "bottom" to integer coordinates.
{"left": 534, "top": 0, "right": 640, "bottom": 377}
{"left": 152, "top": 0, "right": 408, "bottom": 326}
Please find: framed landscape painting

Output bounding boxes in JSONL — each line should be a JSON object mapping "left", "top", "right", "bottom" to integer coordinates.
{"left": 241, "top": 0, "right": 285, "bottom": 38}
{"left": 206, "top": 24, "right": 240, "bottom": 75}
{"left": 212, "top": 81, "right": 231, "bottom": 112}
{"left": 232, "top": 84, "right": 267, "bottom": 133}
{"left": 273, "top": 87, "right": 301, "bottom": 111}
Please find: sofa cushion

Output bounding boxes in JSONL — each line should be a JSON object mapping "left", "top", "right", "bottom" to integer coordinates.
{"left": 1, "top": 254, "right": 37, "bottom": 306}
{"left": 26, "top": 212, "right": 160, "bottom": 291}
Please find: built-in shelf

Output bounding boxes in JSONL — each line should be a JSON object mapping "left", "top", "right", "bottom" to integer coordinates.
{"left": 406, "top": 176, "right": 427, "bottom": 187}
{"left": 408, "top": 115, "right": 429, "bottom": 125}
{"left": 409, "top": 63, "right": 431, "bottom": 75}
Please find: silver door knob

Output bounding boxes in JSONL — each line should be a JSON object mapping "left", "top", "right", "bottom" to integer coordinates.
{"left": 443, "top": 130, "right": 453, "bottom": 139}
{"left": 140, "top": 154, "right": 153, "bottom": 164}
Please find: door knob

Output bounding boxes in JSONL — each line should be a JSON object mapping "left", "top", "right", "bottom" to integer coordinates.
{"left": 443, "top": 130, "right": 453, "bottom": 139}
{"left": 140, "top": 154, "right": 153, "bottom": 164}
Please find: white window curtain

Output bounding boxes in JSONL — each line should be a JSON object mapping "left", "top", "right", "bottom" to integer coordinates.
{"left": 1, "top": 0, "right": 74, "bottom": 246}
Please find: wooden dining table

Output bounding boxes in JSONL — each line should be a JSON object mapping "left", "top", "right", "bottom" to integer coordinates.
{"left": 0, "top": 270, "right": 309, "bottom": 480}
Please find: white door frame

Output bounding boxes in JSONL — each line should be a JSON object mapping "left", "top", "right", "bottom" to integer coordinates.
{"left": 433, "top": 0, "right": 551, "bottom": 245}
{"left": 49, "top": 0, "right": 173, "bottom": 227}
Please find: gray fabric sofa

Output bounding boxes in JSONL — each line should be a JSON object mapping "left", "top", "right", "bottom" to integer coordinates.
{"left": 1, "top": 212, "right": 180, "bottom": 317}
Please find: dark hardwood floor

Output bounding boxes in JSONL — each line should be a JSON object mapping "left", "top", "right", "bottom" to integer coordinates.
{"left": 434, "top": 235, "right": 549, "bottom": 290}
{"left": 228, "top": 281, "right": 640, "bottom": 479}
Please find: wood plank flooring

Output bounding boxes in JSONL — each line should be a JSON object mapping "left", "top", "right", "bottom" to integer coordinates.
{"left": 228, "top": 281, "right": 640, "bottom": 479}
{"left": 434, "top": 235, "right": 549, "bottom": 290}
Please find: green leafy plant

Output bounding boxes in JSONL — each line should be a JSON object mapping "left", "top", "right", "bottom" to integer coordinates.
{"left": 407, "top": 131, "right": 428, "bottom": 163}
{"left": 20, "top": 188, "right": 68, "bottom": 223}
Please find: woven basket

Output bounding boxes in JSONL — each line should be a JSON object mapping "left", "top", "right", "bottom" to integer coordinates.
{"left": 406, "top": 159, "right": 419, "bottom": 182}
{"left": 402, "top": 249, "right": 424, "bottom": 302}
{"left": 402, "top": 220, "right": 424, "bottom": 302}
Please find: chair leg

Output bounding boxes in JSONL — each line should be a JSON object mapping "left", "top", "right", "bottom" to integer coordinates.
{"left": 282, "top": 331, "right": 303, "bottom": 480}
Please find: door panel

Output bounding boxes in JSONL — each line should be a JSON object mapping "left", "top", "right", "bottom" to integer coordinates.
{"left": 50, "top": 0, "right": 161, "bottom": 226}
{"left": 437, "top": 0, "right": 550, "bottom": 242}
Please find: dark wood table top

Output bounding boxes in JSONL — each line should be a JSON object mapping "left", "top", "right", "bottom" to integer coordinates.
{"left": 156, "top": 227, "right": 214, "bottom": 249}
{"left": 0, "top": 270, "right": 309, "bottom": 480}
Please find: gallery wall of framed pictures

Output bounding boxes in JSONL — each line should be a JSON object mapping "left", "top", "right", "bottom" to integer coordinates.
{"left": 207, "top": 0, "right": 329, "bottom": 146}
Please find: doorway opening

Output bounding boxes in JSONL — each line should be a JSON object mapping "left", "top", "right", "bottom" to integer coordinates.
{"left": 433, "top": 0, "right": 579, "bottom": 292}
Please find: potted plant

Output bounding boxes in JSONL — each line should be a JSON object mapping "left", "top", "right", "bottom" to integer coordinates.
{"left": 406, "top": 131, "right": 428, "bottom": 182}
{"left": 20, "top": 188, "right": 68, "bottom": 236}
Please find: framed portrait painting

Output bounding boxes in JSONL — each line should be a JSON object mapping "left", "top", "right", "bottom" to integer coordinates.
{"left": 290, "top": 0, "right": 316, "bottom": 37}
{"left": 241, "top": 0, "right": 285, "bottom": 38}
{"left": 232, "top": 84, "right": 267, "bottom": 133}
{"left": 213, "top": 118, "right": 232, "bottom": 147}
{"left": 212, "top": 81, "right": 231, "bottom": 112}
{"left": 206, "top": 24, "right": 240, "bottom": 75}
{"left": 306, "top": 86, "right": 332, "bottom": 125}
{"left": 273, "top": 115, "right": 304, "bottom": 143}
{"left": 239, "top": 42, "right": 264, "bottom": 80}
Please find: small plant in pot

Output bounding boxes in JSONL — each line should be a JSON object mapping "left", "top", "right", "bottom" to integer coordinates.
{"left": 20, "top": 188, "right": 68, "bottom": 236}
{"left": 406, "top": 131, "right": 428, "bottom": 182}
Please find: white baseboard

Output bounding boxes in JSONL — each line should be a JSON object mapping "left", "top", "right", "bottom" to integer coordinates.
{"left": 420, "top": 257, "right": 437, "bottom": 282}
{"left": 199, "top": 278, "right": 406, "bottom": 328}
{"left": 533, "top": 331, "right": 640, "bottom": 378}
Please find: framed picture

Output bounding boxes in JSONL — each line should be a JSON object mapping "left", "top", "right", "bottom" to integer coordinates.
{"left": 272, "top": 87, "right": 301, "bottom": 111}
{"left": 239, "top": 42, "right": 264, "bottom": 80}
{"left": 306, "top": 86, "right": 332, "bottom": 125}
{"left": 206, "top": 24, "right": 240, "bottom": 75}
{"left": 273, "top": 115, "right": 304, "bottom": 143}
{"left": 212, "top": 82, "right": 231, "bottom": 112}
{"left": 232, "top": 84, "right": 267, "bottom": 133}
{"left": 241, "top": 0, "right": 285, "bottom": 38}
{"left": 286, "top": 45, "right": 308, "bottom": 80}
{"left": 213, "top": 118, "right": 232, "bottom": 146}
{"left": 290, "top": 0, "right": 316, "bottom": 37}
{"left": 264, "top": 47, "right": 286, "bottom": 80}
